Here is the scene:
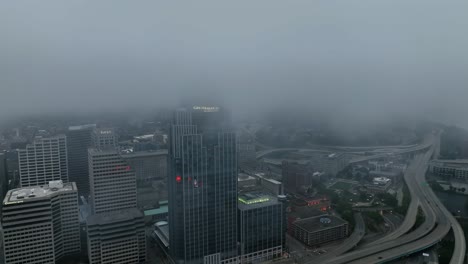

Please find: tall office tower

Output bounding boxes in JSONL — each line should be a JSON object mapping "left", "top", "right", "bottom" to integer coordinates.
{"left": 169, "top": 106, "right": 238, "bottom": 264}
{"left": 92, "top": 128, "right": 118, "bottom": 149}
{"left": 238, "top": 192, "right": 284, "bottom": 263}
{"left": 88, "top": 148, "right": 137, "bottom": 214}
{"left": 18, "top": 135, "right": 68, "bottom": 187}
{"left": 67, "top": 124, "right": 96, "bottom": 196}
{"left": 1, "top": 181, "right": 80, "bottom": 264}
{"left": 87, "top": 208, "right": 146, "bottom": 264}
{"left": 87, "top": 148, "right": 145, "bottom": 264}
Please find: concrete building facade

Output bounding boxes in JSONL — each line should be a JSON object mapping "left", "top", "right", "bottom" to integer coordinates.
{"left": 92, "top": 128, "right": 118, "bottom": 149}
{"left": 18, "top": 135, "right": 68, "bottom": 187}
{"left": 87, "top": 208, "right": 146, "bottom": 264}
{"left": 121, "top": 150, "right": 168, "bottom": 183}
{"left": 1, "top": 181, "right": 80, "bottom": 264}
{"left": 88, "top": 148, "right": 137, "bottom": 214}
{"left": 291, "top": 215, "right": 348, "bottom": 247}
{"left": 430, "top": 160, "right": 468, "bottom": 181}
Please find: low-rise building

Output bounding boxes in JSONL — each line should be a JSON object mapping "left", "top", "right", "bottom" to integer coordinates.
{"left": 238, "top": 173, "right": 257, "bottom": 188}
{"left": 373, "top": 177, "right": 391, "bottom": 185}
{"left": 291, "top": 215, "right": 348, "bottom": 247}
{"left": 430, "top": 160, "right": 468, "bottom": 181}
{"left": 254, "top": 173, "right": 283, "bottom": 196}
{"left": 369, "top": 170, "right": 402, "bottom": 183}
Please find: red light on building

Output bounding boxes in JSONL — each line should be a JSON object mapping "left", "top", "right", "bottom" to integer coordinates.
{"left": 176, "top": 176, "right": 182, "bottom": 183}
{"left": 126, "top": 166, "right": 131, "bottom": 171}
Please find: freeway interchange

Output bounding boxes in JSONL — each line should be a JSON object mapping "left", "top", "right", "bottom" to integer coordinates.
{"left": 297, "top": 135, "right": 466, "bottom": 264}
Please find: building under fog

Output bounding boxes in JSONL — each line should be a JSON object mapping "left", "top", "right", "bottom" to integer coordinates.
{"left": 18, "top": 135, "right": 68, "bottom": 187}
{"left": 2, "top": 181, "right": 80, "bottom": 264}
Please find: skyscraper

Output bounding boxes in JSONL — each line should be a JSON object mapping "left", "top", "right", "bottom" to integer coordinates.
{"left": 87, "top": 146, "right": 145, "bottom": 264}
{"left": 169, "top": 106, "right": 238, "bottom": 264}
{"left": 2, "top": 181, "right": 80, "bottom": 264}
{"left": 18, "top": 135, "right": 68, "bottom": 187}
{"left": 67, "top": 124, "right": 96, "bottom": 196}
{"left": 92, "top": 128, "right": 118, "bottom": 149}
{"left": 88, "top": 148, "right": 137, "bottom": 214}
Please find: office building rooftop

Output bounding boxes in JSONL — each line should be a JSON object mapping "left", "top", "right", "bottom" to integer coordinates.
{"left": 4, "top": 181, "right": 76, "bottom": 205}
{"left": 294, "top": 215, "right": 347, "bottom": 233}
{"left": 87, "top": 208, "right": 143, "bottom": 225}
{"left": 68, "top": 124, "right": 96, "bottom": 131}
{"left": 238, "top": 192, "right": 279, "bottom": 210}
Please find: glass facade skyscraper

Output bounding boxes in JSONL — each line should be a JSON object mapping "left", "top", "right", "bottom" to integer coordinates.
{"left": 168, "top": 106, "right": 238, "bottom": 264}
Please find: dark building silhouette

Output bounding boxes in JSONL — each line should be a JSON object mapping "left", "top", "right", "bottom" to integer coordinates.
{"left": 238, "top": 192, "right": 284, "bottom": 263}
{"left": 67, "top": 124, "right": 95, "bottom": 196}
{"left": 168, "top": 106, "right": 238, "bottom": 264}
{"left": 282, "top": 161, "right": 314, "bottom": 194}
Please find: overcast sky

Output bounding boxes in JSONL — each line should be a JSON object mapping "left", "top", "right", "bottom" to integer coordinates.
{"left": 1, "top": 0, "right": 467, "bottom": 126}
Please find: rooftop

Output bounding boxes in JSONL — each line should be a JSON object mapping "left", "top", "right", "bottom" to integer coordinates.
{"left": 238, "top": 173, "right": 256, "bottom": 182}
{"left": 369, "top": 170, "right": 400, "bottom": 177}
{"left": 4, "top": 181, "right": 76, "bottom": 205}
{"left": 289, "top": 206, "right": 327, "bottom": 220}
{"left": 87, "top": 208, "right": 143, "bottom": 225}
{"left": 153, "top": 221, "right": 169, "bottom": 248}
{"left": 238, "top": 192, "right": 280, "bottom": 210}
{"left": 144, "top": 205, "right": 168, "bottom": 216}
{"left": 432, "top": 159, "right": 468, "bottom": 169}
{"left": 68, "top": 124, "right": 96, "bottom": 131}
{"left": 121, "top": 149, "right": 168, "bottom": 158}
{"left": 294, "top": 215, "right": 347, "bottom": 233}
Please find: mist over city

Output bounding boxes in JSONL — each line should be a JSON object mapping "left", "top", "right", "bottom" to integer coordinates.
{"left": 1, "top": 1, "right": 468, "bottom": 264}
{"left": 2, "top": 0, "right": 468, "bottom": 128}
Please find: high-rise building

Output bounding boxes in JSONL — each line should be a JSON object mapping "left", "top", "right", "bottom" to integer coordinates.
{"left": 121, "top": 149, "right": 168, "bottom": 184}
{"left": 88, "top": 148, "right": 137, "bottom": 214}
{"left": 87, "top": 147, "right": 145, "bottom": 264}
{"left": 67, "top": 124, "right": 96, "bottom": 196}
{"left": 1, "top": 181, "right": 80, "bottom": 264}
{"left": 238, "top": 192, "right": 284, "bottom": 263}
{"left": 18, "top": 135, "right": 68, "bottom": 187}
{"left": 169, "top": 106, "right": 238, "bottom": 264}
{"left": 122, "top": 150, "right": 168, "bottom": 209}
{"left": 87, "top": 208, "right": 146, "bottom": 264}
{"left": 92, "top": 128, "right": 118, "bottom": 149}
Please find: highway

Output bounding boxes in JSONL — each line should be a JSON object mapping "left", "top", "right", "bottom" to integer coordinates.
{"left": 368, "top": 158, "right": 422, "bottom": 246}
{"left": 256, "top": 143, "right": 432, "bottom": 162}
{"left": 320, "top": 152, "right": 439, "bottom": 264}
{"left": 317, "top": 136, "right": 465, "bottom": 264}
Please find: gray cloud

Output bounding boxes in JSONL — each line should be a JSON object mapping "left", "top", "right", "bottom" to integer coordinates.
{"left": 1, "top": 0, "right": 467, "bottom": 126}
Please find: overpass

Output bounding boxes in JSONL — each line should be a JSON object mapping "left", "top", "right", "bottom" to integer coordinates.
{"left": 309, "top": 137, "right": 465, "bottom": 264}
{"left": 256, "top": 143, "right": 432, "bottom": 162}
